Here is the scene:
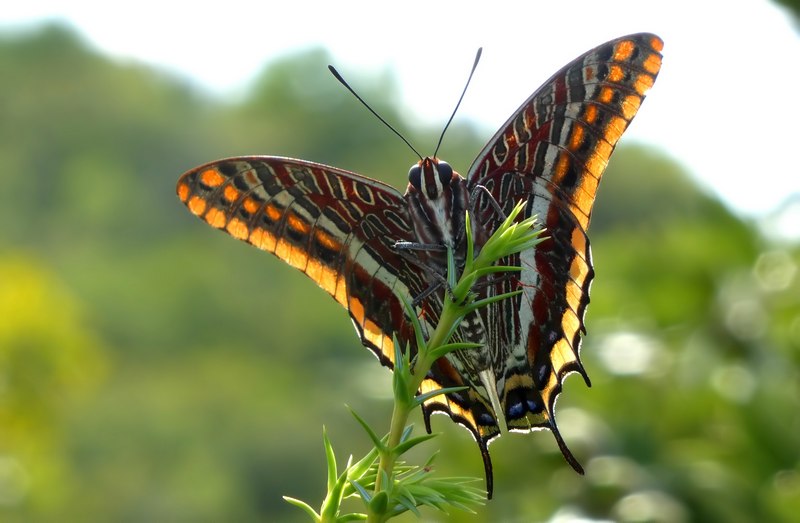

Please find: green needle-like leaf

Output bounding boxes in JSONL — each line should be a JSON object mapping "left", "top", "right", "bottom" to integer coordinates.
{"left": 337, "top": 514, "right": 368, "bottom": 522}
{"left": 414, "top": 386, "right": 469, "bottom": 406}
{"left": 426, "top": 342, "right": 482, "bottom": 361}
{"left": 349, "top": 408, "right": 385, "bottom": 451}
{"left": 392, "top": 433, "right": 438, "bottom": 455}
{"left": 283, "top": 496, "right": 321, "bottom": 521}
{"left": 323, "top": 427, "right": 338, "bottom": 492}
{"left": 348, "top": 446, "right": 381, "bottom": 483}
{"left": 350, "top": 479, "right": 372, "bottom": 503}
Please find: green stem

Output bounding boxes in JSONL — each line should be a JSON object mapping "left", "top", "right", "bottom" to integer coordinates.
{"left": 373, "top": 399, "right": 407, "bottom": 492}
{"left": 367, "top": 271, "right": 468, "bottom": 523}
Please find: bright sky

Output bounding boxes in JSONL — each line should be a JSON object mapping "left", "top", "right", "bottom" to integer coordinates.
{"left": 3, "top": 0, "right": 799, "bottom": 222}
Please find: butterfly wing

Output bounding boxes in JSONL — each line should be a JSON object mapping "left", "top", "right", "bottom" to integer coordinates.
{"left": 420, "top": 33, "right": 664, "bottom": 486}
{"left": 176, "top": 156, "right": 427, "bottom": 366}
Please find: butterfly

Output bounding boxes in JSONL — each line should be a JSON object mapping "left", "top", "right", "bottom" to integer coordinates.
{"left": 176, "top": 33, "right": 663, "bottom": 498}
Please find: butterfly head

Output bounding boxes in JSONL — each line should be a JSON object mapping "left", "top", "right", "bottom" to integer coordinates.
{"left": 407, "top": 157, "right": 458, "bottom": 200}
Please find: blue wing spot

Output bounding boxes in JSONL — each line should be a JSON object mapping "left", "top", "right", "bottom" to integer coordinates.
{"left": 478, "top": 413, "right": 496, "bottom": 426}
{"left": 507, "top": 401, "right": 526, "bottom": 419}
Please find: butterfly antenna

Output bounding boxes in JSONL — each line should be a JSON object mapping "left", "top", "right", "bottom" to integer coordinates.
{"left": 433, "top": 47, "right": 482, "bottom": 158}
{"left": 328, "top": 65, "right": 423, "bottom": 161}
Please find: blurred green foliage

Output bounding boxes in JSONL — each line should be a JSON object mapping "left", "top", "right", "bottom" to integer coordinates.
{"left": 774, "top": 0, "right": 800, "bottom": 24}
{"left": 1, "top": 24, "right": 798, "bottom": 522}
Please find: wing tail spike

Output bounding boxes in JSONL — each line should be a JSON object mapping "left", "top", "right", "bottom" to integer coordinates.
{"left": 573, "top": 358, "right": 592, "bottom": 387}
{"left": 422, "top": 406, "right": 435, "bottom": 435}
{"left": 478, "top": 438, "right": 495, "bottom": 499}
{"left": 549, "top": 416, "right": 584, "bottom": 475}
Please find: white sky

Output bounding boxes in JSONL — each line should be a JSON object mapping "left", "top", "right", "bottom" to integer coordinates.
{"left": 3, "top": 0, "right": 800, "bottom": 220}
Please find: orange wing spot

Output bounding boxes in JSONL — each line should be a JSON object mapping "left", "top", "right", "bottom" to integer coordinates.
{"left": 204, "top": 207, "right": 227, "bottom": 229}
{"left": 274, "top": 237, "right": 291, "bottom": 263}
{"left": 334, "top": 274, "right": 348, "bottom": 308}
{"left": 364, "top": 319, "right": 392, "bottom": 362}
{"left": 503, "top": 372, "right": 534, "bottom": 391}
{"left": 285, "top": 244, "right": 309, "bottom": 271}
{"left": 593, "top": 140, "right": 613, "bottom": 164}
{"left": 305, "top": 258, "right": 329, "bottom": 292}
{"left": 621, "top": 94, "right": 642, "bottom": 120}
{"left": 249, "top": 227, "right": 277, "bottom": 252}
{"left": 584, "top": 150, "right": 608, "bottom": 180}
{"left": 226, "top": 217, "right": 250, "bottom": 240}
{"left": 420, "top": 376, "right": 455, "bottom": 410}
{"left": 569, "top": 250, "right": 590, "bottom": 284}
{"left": 504, "top": 130, "right": 519, "bottom": 152}
{"left": 565, "top": 279, "right": 584, "bottom": 315}
{"left": 553, "top": 154, "right": 570, "bottom": 183}
{"left": 446, "top": 398, "right": 475, "bottom": 426}
{"left": 315, "top": 229, "right": 343, "bottom": 253}
{"left": 603, "top": 116, "right": 627, "bottom": 146}
{"left": 349, "top": 295, "right": 366, "bottom": 328}
{"left": 570, "top": 224, "right": 588, "bottom": 254}
{"left": 187, "top": 195, "right": 207, "bottom": 216}
{"left": 650, "top": 36, "right": 664, "bottom": 53}
{"left": 569, "top": 124, "right": 585, "bottom": 152}
{"left": 539, "top": 376, "right": 560, "bottom": 408}
{"left": 223, "top": 184, "right": 239, "bottom": 203}
{"left": 607, "top": 64, "right": 625, "bottom": 83}
{"left": 573, "top": 178, "right": 599, "bottom": 223}
{"left": 265, "top": 203, "right": 282, "bottom": 223}
{"left": 613, "top": 40, "right": 635, "bottom": 62}
{"left": 598, "top": 86, "right": 615, "bottom": 104}
{"left": 644, "top": 52, "right": 662, "bottom": 75}
{"left": 583, "top": 104, "right": 598, "bottom": 125}
{"left": 200, "top": 168, "right": 225, "bottom": 188}
{"left": 634, "top": 72, "right": 656, "bottom": 96}
{"left": 242, "top": 197, "right": 259, "bottom": 215}
{"left": 524, "top": 106, "right": 537, "bottom": 132}
{"left": 305, "top": 260, "right": 346, "bottom": 306}
{"left": 561, "top": 310, "right": 582, "bottom": 345}
{"left": 286, "top": 212, "right": 310, "bottom": 237}
{"left": 551, "top": 337, "right": 576, "bottom": 370}
{"left": 177, "top": 182, "right": 190, "bottom": 202}
{"left": 420, "top": 377, "right": 440, "bottom": 397}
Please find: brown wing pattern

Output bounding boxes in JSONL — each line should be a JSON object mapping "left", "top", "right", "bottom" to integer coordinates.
{"left": 176, "top": 157, "right": 427, "bottom": 366}
{"left": 419, "top": 33, "right": 663, "bottom": 485}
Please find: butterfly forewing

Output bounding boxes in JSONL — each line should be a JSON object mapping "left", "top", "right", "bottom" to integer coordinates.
{"left": 419, "top": 33, "right": 663, "bottom": 470}
{"left": 177, "top": 157, "right": 427, "bottom": 366}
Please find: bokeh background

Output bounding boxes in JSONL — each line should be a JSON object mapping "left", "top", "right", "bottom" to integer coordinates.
{"left": 1, "top": 1, "right": 799, "bottom": 522}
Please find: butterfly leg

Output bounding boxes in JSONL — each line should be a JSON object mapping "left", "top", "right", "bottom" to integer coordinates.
{"left": 393, "top": 241, "right": 447, "bottom": 253}
{"left": 470, "top": 184, "right": 506, "bottom": 220}
{"left": 393, "top": 241, "right": 457, "bottom": 305}
{"left": 410, "top": 279, "right": 446, "bottom": 307}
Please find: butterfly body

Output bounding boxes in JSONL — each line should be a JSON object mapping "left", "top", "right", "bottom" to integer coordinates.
{"left": 402, "top": 158, "right": 477, "bottom": 265}
{"left": 177, "top": 33, "right": 663, "bottom": 497}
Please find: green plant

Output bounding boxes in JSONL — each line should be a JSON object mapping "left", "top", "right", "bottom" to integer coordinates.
{"left": 284, "top": 201, "right": 545, "bottom": 522}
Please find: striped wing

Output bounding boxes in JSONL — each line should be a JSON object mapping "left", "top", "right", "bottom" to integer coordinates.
{"left": 176, "top": 156, "right": 426, "bottom": 366}
{"left": 420, "top": 34, "right": 664, "bottom": 481}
